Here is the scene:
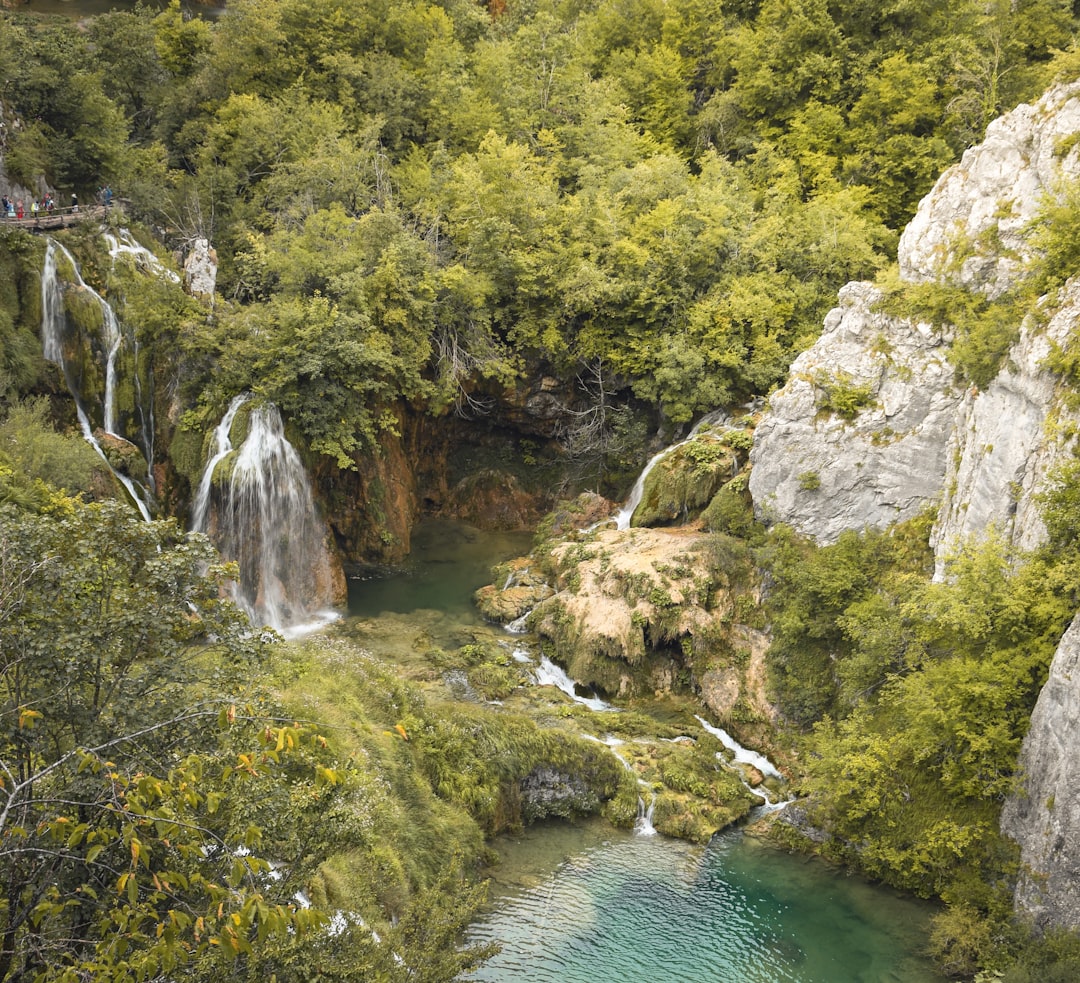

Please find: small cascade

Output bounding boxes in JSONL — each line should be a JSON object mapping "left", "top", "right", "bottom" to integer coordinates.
{"left": 599, "top": 410, "right": 730, "bottom": 531}
{"left": 694, "top": 714, "right": 781, "bottom": 779}
{"left": 505, "top": 612, "right": 531, "bottom": 634}
{"left": 533, "top": 654, "right": 616, "bottom": 713}
{"left": 74, "top": 403, "right": 152, "bottom": 522}
{"left": 40, "top": 238, "right": 153, "bottom": 518}
{"left": 695, "top": 714, "right": 792, "bottom": 814}
{"left": 635, "top": 791, "right": 657, "bottom": 836}
{"left": 105, "top": 229, "right": 181, "bottom": 282}
{"left": 192, "top": 399, "right": 339, "bottom": 635}
{"left": 130, "top": 336, "right": 155, "bottom": 492}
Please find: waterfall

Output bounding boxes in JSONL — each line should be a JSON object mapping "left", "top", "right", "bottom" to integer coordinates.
{"left": 40, "top": 238, "right": 153, "bottom": 520}
{"left": 635, "top": 792, "right": 657, "bottom": 836}
{"left": 604, "top": 410, "right": 730, "bottom": 530}
{"left": 192, "top": 399, "right": 339, "bottom": 635}
{"left": 74, "top": 401, "right": 152, "bottom": 522}
{"left": 694, "top": 714, "right": 792, "bottom": 814}
{"left": 42, "top": 239, "right": 125, "bottom": 433}
{"left": 191, "top": 394, "right": 249, "bottom": 532}
{"left": 41, "top": 240, "right": 65, "bottom": 364}
{"left": 533, "top": 654, "right": 616, "bottom": 713}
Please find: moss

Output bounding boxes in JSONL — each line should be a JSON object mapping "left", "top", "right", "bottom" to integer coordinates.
{"left": 603, "top": 772, "right": 642, "bottom": 829}
{"left": 170, "top": 425, "right": 207, "bottom": 483}
{"left": 702, "top": 481, "right": 758, "bottom": 539}
{"left": 812, "top": 370, "right": 876, "bottom": 419}
{"left": 466, "top": 661, "right": 523, "bottom": 700}
{"left": 633, "top": 436, "right": 735, "bottom": 527}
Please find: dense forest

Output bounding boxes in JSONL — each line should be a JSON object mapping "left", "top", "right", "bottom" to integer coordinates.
{"left": 4, "top": 0, "right": 1080, "bottom": 980}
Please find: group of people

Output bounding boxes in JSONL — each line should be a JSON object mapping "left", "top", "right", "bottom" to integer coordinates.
{"left": 2, "top": 192, "right": 59, "bottom": 220}
{"left": 0, "top": 189, "right": 111, "bottom": 221}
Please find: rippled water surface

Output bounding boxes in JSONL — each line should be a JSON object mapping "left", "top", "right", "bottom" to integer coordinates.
{"left": 469, "top": 822, "right": 947, "bottom": 983}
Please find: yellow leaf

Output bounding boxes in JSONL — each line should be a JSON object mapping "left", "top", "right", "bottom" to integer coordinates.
{"left": 18, "top": 707, "right": 43, "bottom": 730}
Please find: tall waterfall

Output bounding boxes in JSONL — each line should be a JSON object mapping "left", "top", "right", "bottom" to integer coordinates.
{"left": 40, "top": 238, "right": 153, "bottom": 520}
{"left": 192, "top": 399, "right": 339, "bottom": 635}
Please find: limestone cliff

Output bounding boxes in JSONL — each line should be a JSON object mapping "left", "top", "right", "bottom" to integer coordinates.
{"left": 750, "top": 78, "right": 1080, "bottom": 933}
{"left": 750, "top": 80, "right": 1080, "bottom": 571}
{"left": 1001, "top": 613, "right": 1080, "bottom": 932}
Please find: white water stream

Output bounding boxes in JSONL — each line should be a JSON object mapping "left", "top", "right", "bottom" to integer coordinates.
{"left": 104, "top": 229, "right": 181, "bottom": 282}
{"left": 40, "top": 238, "right": 153, "bottom": 520}
{"left": 532, "top": 653, "right": 616, "bottom": 713}
{"left": 612, "top": 409, "right": 731, "bottom": 529}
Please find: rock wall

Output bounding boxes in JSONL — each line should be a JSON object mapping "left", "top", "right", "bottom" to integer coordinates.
{"left": 1001, "top": 614, "right": 1080, "bottom": 932}
{"left": 749, "top": 78, "right": 1080, "bottom": 932}
{"left": 931, "top": 284, "right": 1080, "bottom": 573}
{"left": 748, "top": 281, "right": 960, "bottom": 543}
{"left": 750, "top": 80, "right": 1080, "bottom": 569}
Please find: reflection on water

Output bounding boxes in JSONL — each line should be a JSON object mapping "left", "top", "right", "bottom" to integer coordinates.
{"left": 469, "top": 822, "right": 947, "bottom": 983}
{"left": 348, "top": 519, "right": 532, "bottom": 626}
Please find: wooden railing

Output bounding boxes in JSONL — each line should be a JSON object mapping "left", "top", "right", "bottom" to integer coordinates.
{"left": 2, "top": 202, "right": 118, "bottom": 232}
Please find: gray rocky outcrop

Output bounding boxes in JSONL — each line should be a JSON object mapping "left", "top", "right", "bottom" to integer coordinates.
{"left": 1001, "top": 613, "right": 1080, "bottom": 932}
{"left": 750, "top": 80, "right": 1080, "bottom": 567}
{"left": 931, "top": 283, "right": 1080, "bottom": 574}
{"left": 748, "top": 281, "right": 960, "bottom": 543}
{"left": 183, "top": 238, "right": 218, "bottom": 301}
{"left": 520, "top": 766, "right": 604, "bottom": 821}
{"left": 900, "top": 83, "right": 1080, "bottom": 296}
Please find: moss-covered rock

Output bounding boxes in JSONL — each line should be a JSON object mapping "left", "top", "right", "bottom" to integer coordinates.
{"left": 474, "top": 559, "right": 555, "bottom": 623}
{"left": 632, "top": 433, "right": 739, "bottom": 527}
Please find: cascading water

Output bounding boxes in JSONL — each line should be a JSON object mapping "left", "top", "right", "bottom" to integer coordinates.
{"left": 695, "top": 714, "right": 792, "bottom": 814}
{"left": 192, "top": 399, "right": 339, "bottom": 635}
{"left": 532, "top": 653, "right": 616, "bottom": 713}
{"left": 105, "top": 229, "right": 181, "bottom": 283}
{"left": 40, "top": 238, "right": 153, "bottom": 520}
{"left": 603, "top": 410, "right": 730, "bottom": 530}
{"left": 191, "top": 394, "right": 249, "bottom": 533}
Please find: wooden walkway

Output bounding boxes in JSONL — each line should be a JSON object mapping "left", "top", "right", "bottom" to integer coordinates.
{"left": 2, "top": 204, "right": 113, "bottom": 233}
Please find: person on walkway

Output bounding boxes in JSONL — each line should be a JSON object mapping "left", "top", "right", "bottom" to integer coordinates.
{"left": 15, "top": 200, "right": 23, "bottom": 219}
{"left": 1, "top": 196, "right": 8, "bottom": 219}
{"left": 31, "top": 199, "right": 39, "bottom": 221}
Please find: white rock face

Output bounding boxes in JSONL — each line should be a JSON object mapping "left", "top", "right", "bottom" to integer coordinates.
{"left": 183, "top": 238, "right": 218, "bottom": 301}
{"left": 749, "top": 282, "right": 961, "bottom": 543}
{"left": 931, "top": 284, "right": 1080, "bottom": 575}
{"left": 1001, "top": 613, "right": 1080, "bottom": 932}
{"left": 900, "top": 82, "right": 1080, "bottom": 296}
{"left": 751, "top": 80, "right": 1080, "bottom": 562}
